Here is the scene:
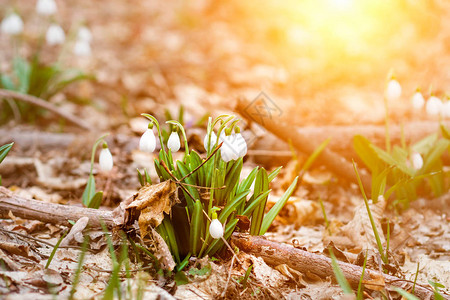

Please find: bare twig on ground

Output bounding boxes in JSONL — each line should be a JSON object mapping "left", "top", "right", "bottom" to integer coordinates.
{"left": 0, "top": 187, "right": 115, "bottom": 228}
{"left": 231, "top": 233, "right": 449, "bottom": 300}
{"left": 0, "top": 89, "right": 90, "bottom": 130}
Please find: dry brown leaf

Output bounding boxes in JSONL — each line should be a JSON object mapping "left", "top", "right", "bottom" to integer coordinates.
{"left": 60, "top": 217, "right": 89, "bottom": 247}
{"left": 126, "top": 181, "right": 179, "bottom": 238}
{"left": 149, "top": 227, "right": 176, "bottom": 271}
{"left": 363, "top": 272, "right": 385, "bottom": 291}
{"left": 340, "top": 196, "right": 386, "bottom": 250}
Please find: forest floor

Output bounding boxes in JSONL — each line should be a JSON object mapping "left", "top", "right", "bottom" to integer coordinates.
{"left": 0, "top": 0, "right": 449, "bottom": 299}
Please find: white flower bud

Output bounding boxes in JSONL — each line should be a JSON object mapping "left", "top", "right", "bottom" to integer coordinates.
{"left": 73, "top": 39, "right": 91, "bottom": 57}
{"left": 385, "top": 79, "right": 402, "bottom": 101}
{"left": 426, "top": 96, "right": 443, "bottom": 116}
{"left": 411, "top": 91, "right": 424, "bottom": 110}
{"left": 167, "top": 131, "right": 180, "bottom": 152}
{"left": 77, "top": 26, "right": 92, "bottom": 42}
{"left": 45, "top": 24, "right": 65, "bottom": 45}
{"left": 1, "top": 13, "right": 24, "bottom": 35}
{"left": 209, "top": 219, "right": 223, "bottom": 239}
{"left": 99, "top": 147, "right": 113, "bottom": 171}
{"left": 411, "top": 152, "right": 423, "bottom": 170}
{"left": 36, "top": 0, "right": 57, "bottom": 16}
{"left": 204, "top": 131, "right": 217, "bottom": 151}
{"left": 139, "top": 128, "right": 156, "bottom": 153}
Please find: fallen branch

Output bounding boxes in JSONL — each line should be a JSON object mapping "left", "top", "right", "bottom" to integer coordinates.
{"left": 236, "top": 99, "right": 373, "bottom": 191}
{"left": 0, "top": 89, "right": 90, "bottom": 130}
{"left": 0, "top": 187, "right": 115, "bottom": 228}
{"left": 231, "top": 233, "right": 448, "bottom": 300}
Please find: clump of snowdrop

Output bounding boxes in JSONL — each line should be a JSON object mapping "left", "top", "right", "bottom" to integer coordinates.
{"left": 45, "top": 24, "right": 65, "bottom": 46}
{"left": 139, "top": 123, "right": 156, "bottom": 153}
{"left": 99, "top": 142, "right": 113, "bottom": 172}
{"left": 36, "top": 0, "right": 57, "bottom": 16}
{"left": 385, "top": 77, "right": 402, "bottom": 102}
{"left": 410, "top": 152, "right": 423, "bottom": 170}
{"left": 1, "top": 13, "right": 24, "bottom": 35}
{"left": 411, "top": 90, "right": 425, "bottom": 110}
{"left": 73, "top": 26, "right": 92, "bottom": 57}
{"left": 426, "top": 95, "right": 443, "bottom": 116}
{"left": 167, "top": 131, "right": 181, "bottom": 152}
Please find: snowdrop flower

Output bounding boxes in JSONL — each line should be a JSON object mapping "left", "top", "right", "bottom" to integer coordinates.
{"left": 167, "top": 131, "right": 181, "bottom": 152}
{"left": 36, "top": 0, "right": 57, "bottom": 16}
{"left": 99, "top": 143, "right": 113, "bottom": 172}
{"left": 220, "top": 133, "right": 238, "bottom": 162}
{"left": 139, "top": 124, "right": 156, "bottom": 153}
{"left": 385, "top": 78, "right": 402, "bottom": 101}
{"left": 209, "top": 219, "right": 223, "bottom": 239}
{"left": 234, "top": 127, "right": 247, "bottom": 158}
{"left": 411, "top": 91, "right": 425, "bottom": 110}
{"left": 204, "top": 131, "right": 217, "bottom": 151}
{"left": 77, "top": 26, "right": 92, "bottom": 42}
{"left": 45, "top": 24, "right": 65, "bottom": 45}
{"left": 1, "top": 13, "right": 24, "bottom": 35}
{"left": 73, "top": 39, "right": 91, "bottom": 57}
{"left": 426, "top": 96, "right": 443, "bottom": 116}
{"left": 411, "top": 152, "right": 423, "bottom": 170}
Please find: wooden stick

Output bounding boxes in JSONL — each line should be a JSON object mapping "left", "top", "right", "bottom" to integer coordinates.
{"left": 236, "top": 99, "right": 373, "bottom": 191}
{"left": 0, "top": 187, "right": 115, "bottom": 228}
{"left": 231, "top": 233, "right": 448, "bottom": 300}
{"left": 0, "top": 89, "right": 90, "bottom": 130}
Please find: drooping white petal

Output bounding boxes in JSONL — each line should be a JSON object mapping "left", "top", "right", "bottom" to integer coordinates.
{"left": 139, "top": 129, "right": 156, "bottom": 153}
{"left": 385, "top": 79, "right": 402, "bottom": 101}
{"left": 204, "top": 131, "right": 217, "bottom": 151}
{"left": 36, "top": 0, "right": 57, "bottom": 16}
{"left": 411, "top": 92, "right": 424, "bottom": 110}
{"left": 46, "top": 24, "right": 65, "bottom": 45}
{"left": 1, "top": 13, "right": 24, "bottom": 35}
{"left": 411, "top": 152, "right": 423, "bottom": 170}
{"left": 73, "top": 39, "right": 91, "bottom": 57}
{"left": 235, "top": 133, "right": 247, "bottom": 157}
{"left": 99, "top": 148, "right": 113, "bottom": 171}
{"left": 209, "top": 219, "right": 224, "bottom": 239}
{"left": 220, "top": 135, "right": 236, "bottom": 162}
{"left": 167, "top": 132, "right": 181, "bottom": 152}
{"left": 426, "top": 96, "right": 443, "bottom": 116}
{"left": 77, "top": 26, "right": 92, "bottom": 42}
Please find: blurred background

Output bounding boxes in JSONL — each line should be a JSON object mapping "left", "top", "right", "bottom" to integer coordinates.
{"left": 1, "top": 0, "right": 449, "bottom": 128}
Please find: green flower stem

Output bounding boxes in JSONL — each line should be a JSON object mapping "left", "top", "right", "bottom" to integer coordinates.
{"left": 89, "top": 133, "right": 109, "bottom": 174}
{"left": 167, "top": 120, "right": 189, "bottom": 157}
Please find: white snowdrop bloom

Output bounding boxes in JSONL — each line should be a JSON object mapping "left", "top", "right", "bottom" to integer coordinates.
{"left": 139, "top": 128, "right": 156, "bottom": 153}
{"left": 1, "top": 13, "right": 24, "bottom": 35}
{"left": 36, "top": 0, "right": 57, "bottom": 16}
{"left": 220, "top": 134, "right": 237, "bottom": 162}
{"left": 411, "top": 152, "right": 423, "bottom": 170}
{"left": 99, "top": 145, "right": 113, "bottom": 172}
{"left": 426, "top": 96, "right": 443, "bottom": 116}
{"left": 443, "top": 101, "right": 450, "bottom": 118}
{"left": 77, "top": 26, "right": 92, "bottom": 42}
{"left": 73, "top": 39, "right": 91, "bottom": 57}
{"left": 204, "top": 131, "right": 217, "bottom": 151}
{"left": 167, "top": 131, "right": 181, "bottom": 152}
{"left": 411, "top": 91, "right": 425, "bottom": 110}
{"left": 385, "top": 79, "right": 402, "bottom": 101}
{"left": 45, "top": 24, "right": 65, "bottom": 45}
{"left": 235, "top": 132, "right": 247, "bottom": 158}
{"left": 209, "top": 219, "right": 224, "bottom": 239}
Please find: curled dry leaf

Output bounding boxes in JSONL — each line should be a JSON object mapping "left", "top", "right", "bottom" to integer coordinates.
{"left": 149, "top": 227, "right": 176, "bottom": 271}
{"left": 60, "top": 216, "right": 89, "bottom": 246}
{"left": 125, "top": 180, "right": 179, "bottom": 238}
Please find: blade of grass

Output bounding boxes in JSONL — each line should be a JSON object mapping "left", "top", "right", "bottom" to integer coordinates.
{"left": 329, "top": 248, "right": 354, "bottom": 295}
{"left": 68, "top": 236, "right": 89, "bottom": 300}
{"left": 45, "top": 230, "right": 68, "bottom": 269}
